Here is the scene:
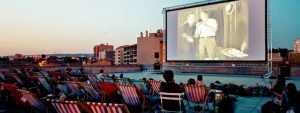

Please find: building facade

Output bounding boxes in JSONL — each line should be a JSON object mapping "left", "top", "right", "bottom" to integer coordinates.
{"left": 294, "top": 39, "right": 300, "bottom": 53}
{"left": 137, "top": 29, "right": 163, "bottom": 65}
{"left": 114, "top": 45, "right": 129, "bottom": 65}
{"left": 124, "top": 44, "right": 137, "bottom": 64}
{"left": 93, "top": 43, "right": 114, "bottom": 60}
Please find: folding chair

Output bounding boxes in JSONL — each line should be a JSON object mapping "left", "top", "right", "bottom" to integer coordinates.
{"left": 19, "top": 89, "right": 47, "bottom": 112}
{"left": 50, "top": 100, "right": 81, "bottom": 113}
{"left": 159, "top": 92, "right": 185, "bottom": 113}
{"left": 184, "top": 85, "right": 209, "bottom": 113}
{"left": 86, "top": 102, "right": 130, "bottom": 113}
{"left": 148, "top": 80, "right": 162, "bottom": 95}
{"left": 79, "top": 82, "right": 104, "bottom": 101}
{"left": 117, "top": 84, "right": 150, "bottom": 113}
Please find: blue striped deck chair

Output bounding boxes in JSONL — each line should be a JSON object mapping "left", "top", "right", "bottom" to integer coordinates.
{"left": 37, "top": 76, "right": 53, "bottom": 93}
{"left": 86, "top": 74, "right": 100, "bottom": 84}
{"left": 65, "top": 81, "right": 85, "bottom": 98}
{"left": 50, "top": 100, "right": 81, "bottom": 113}
{"left": 57, "top": 82, "right": 72, "bottom": 97}
{"left": 79, "top": 82, "right": 103, "bottom": 101}
{"left": 132, "top": 80, "right": 150, "bottom": 95}
{"left": 19, "top": 89, "right": 47, "bottom": 112}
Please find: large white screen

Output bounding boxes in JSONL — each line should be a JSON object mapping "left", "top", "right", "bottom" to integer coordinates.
{"left": 166, "top": 0, "right": 266, "bottom": 61}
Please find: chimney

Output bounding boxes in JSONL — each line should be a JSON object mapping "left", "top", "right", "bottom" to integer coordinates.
{"left": 106, "top": 43, "right": 108, "bottom": 45}
{"left": 146, "top": 31, "right": 148, "bottom": 37}
{"left": 140, "top": 32, "right": 143, "bottom": 37}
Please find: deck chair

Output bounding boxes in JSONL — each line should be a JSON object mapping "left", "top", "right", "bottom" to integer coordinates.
{"left": 86, "top": 102, "right": 130, "bottom": 113}
{"left": 117, "top": 84, "right": 147, "bottom": 113}
{"left": 65, "top": 81, "right": 85, "bottom": 98}
{"left": 37, "top": 76, "right": 53, "bottom": 93}
{"left": 159, "top": 92, "right": 185, "bottom": 113}
{"left": 148, "top": 80, "right": 162, "bottom": 95}
{"left": 79, "top": 82, "right": 104, "bottom": 101}
{"left": 86, "top": 74, "right": 100, "bottom": 84}
{"left": 41, "top": 71, "right": 51, "bottom": 80}
{"left": 132, "top": 80, "right": 150, "bottom": 95}
{"left": 19, "top": 89, "right": 47, "bottom": 112}
{"left": 50, "top": 100, "right": 81, "bottom": 113}
{"left": 98, "top": 82, "right": 120, "bottom": 103}
{"left": 184, "top": 85, "right": 209, "bottom": 113}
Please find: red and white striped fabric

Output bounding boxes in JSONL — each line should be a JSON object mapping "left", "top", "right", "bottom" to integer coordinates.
{"left": 51, "top": 100, "right": 81, "bottom": 113}
{"left": 117, "top": 84, "right": 141, "bottom": 106}
{"left": 87, "top": 102, "right": 125, "bottom": 113}
{"left": 184, "top": 85, "right": 208, "bottom": 103}
{"left": 148, "top": 80, "right": 162, "bottom": 95}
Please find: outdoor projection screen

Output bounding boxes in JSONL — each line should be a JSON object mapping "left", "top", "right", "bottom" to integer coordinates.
{"left": 166, "top": 0, "right": 266, "bottom": 61}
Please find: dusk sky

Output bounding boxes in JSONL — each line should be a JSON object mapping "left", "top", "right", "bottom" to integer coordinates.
{"left": 0, "top": 0, "right": 299, "bottom": 56}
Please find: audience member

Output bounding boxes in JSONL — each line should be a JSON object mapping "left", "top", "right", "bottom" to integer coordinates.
{"left": 160, "top": 70, "right": 185, "bottom": 112}
{"left": 196, "top": 75, "right": 205, "bottom": 86}
{"left": 261, "top": 101, "right": 280, "bottom": 113}
{"left": 187, "top": 78, "right": 196, "bottom": 86}
{"left": 280, "top": 83, "right": 300, "bottom": 113}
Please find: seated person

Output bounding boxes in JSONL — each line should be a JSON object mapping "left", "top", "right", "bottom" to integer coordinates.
{"left": 160, "top": 70, "right": 185, "bottom": 112}
{"left": 281, "top": 83, "right": 300, "bottom": 113}
{"left": 187, "top": 78, "right": 196, "bottom": 86}
{"left": 196, "top": 75, "right": 205, "bottom": 86}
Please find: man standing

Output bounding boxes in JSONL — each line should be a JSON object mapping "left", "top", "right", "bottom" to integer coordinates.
{"left": 194, "top": 11, "right": 218, "bottom": 60}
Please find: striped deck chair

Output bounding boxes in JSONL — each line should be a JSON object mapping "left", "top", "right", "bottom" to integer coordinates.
{"left": 79, "top": 82, "right": 103, "bottom": 101}
{"left": 41, "top": 71, "right": 51, "bottom": 80}
{"left": 65, "top": 81, "right": 85, "bottom": 98}
{"left": 37, "top": 76, "right": 53, "bottom": 93}
{"left": 132, "top": 80, "right": 150, "bottom": 95}
{"left": 148, "top": 80, "right": 162, "bottom": 96}
{"left": 184, "top": 85, "right": 209, "bottom": 113}
{"left": 86, "top": 102, "right": 130, "bottom": 113}
{"left": 117, "top": 84, "right": 146, "bottom": 113}
{"left": 58, "top": 83, "right": 72, "bottom": 96}
{"left": 19, "top": 89, "right": 47, "bottom": 112}
{"left": 50, "top": 100, "right": 81, "bottom": 113}
{"left": 86, "top": 74, "right": 100, "bottom": 84}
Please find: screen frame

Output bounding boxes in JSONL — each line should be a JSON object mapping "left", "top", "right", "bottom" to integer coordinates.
{"left": 164, "top": 0, "right": 268, "bottom": 62}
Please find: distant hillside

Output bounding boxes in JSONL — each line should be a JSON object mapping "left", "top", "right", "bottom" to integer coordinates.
{"left": 46, "top": 53, "right": 93, "bottom": 57}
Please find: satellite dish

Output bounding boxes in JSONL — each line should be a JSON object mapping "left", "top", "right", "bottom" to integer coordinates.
{"left": 225, "top": 3, "right": 235, "bottom": 15}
